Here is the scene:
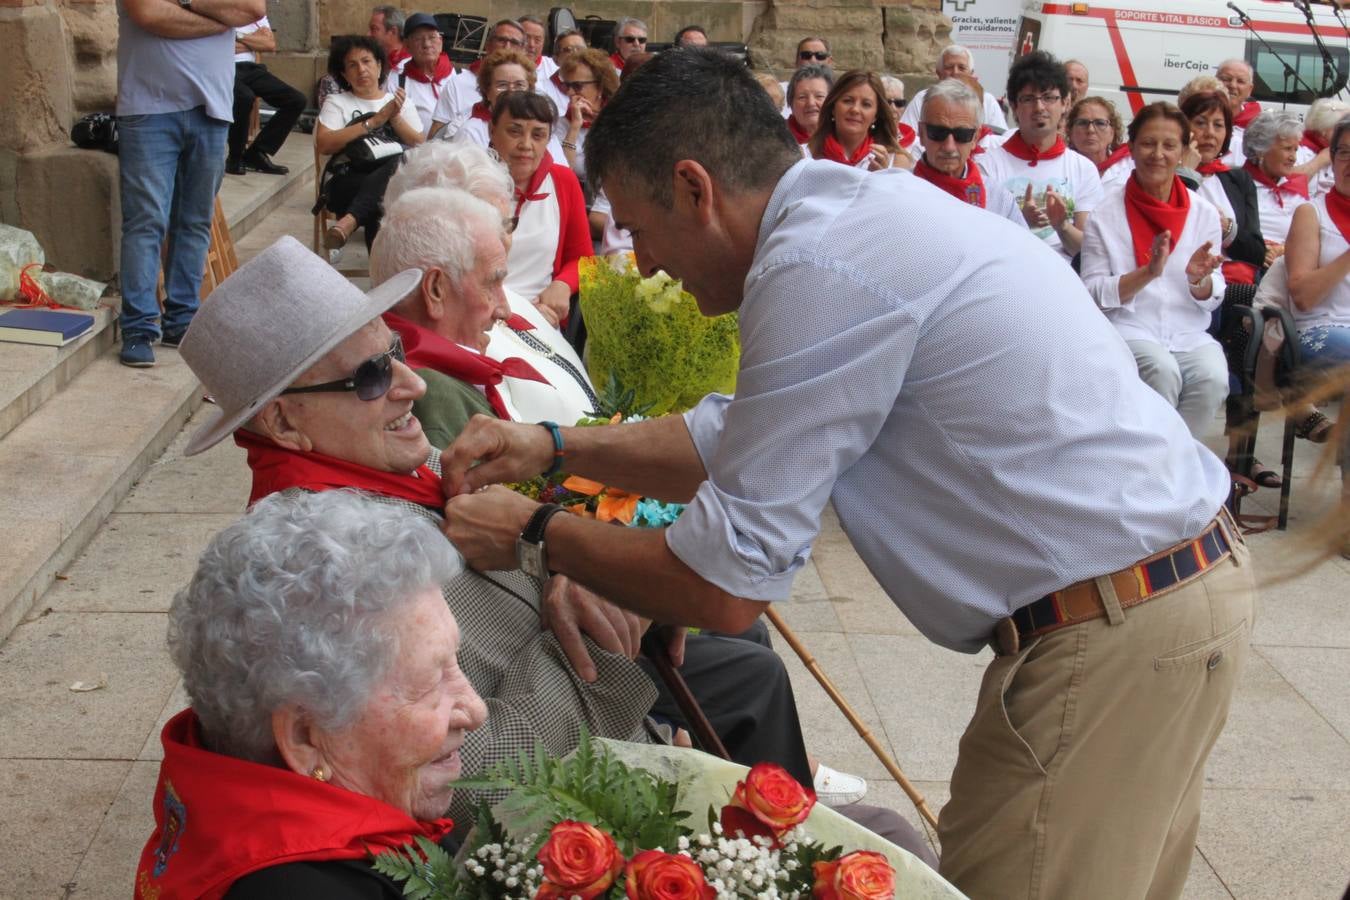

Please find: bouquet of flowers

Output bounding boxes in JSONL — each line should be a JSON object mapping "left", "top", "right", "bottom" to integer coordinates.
{"left": 373, "top": 735, "right": 964, "bottom": 899}
{"left": 578, "top": 256, "right": 740, "bottom": 418}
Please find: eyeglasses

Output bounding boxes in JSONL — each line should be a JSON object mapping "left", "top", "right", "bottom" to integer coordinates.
{"left": 281, "top": 334, "right": 405, "bottom": 401}
{"left": 561, "top": 79, "right": 598, "bottom": 92}
{"left": 798, "top": 50, "right": 830, "bottom": 61}
{"left": 492, "top": 80, "right": 529, "bottom": 93}
{"left": 490, "top": 34, "right": 525, "bottom": 48}
{"left": 889, "top": 98, "right": 907, "bottom": 109}
{"left": 1015, "top": 91, "right": 1062, "bottom": 107}
{"left": 922, "top": 123, "right": 978, "bottom": 143}
{"left": 1333, "top": 148, "right": 1350, "bottom": 162}
{"left": 1072, "top": 117, "right": 1111, "bottom": 130}
{"left": 618, "top": 35, "right": 648, "bottom": 44}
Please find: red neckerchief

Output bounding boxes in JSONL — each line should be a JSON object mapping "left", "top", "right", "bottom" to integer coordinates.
{"left": 550, "top": 71, "right": 565, "bottom": 92}
{"left": 821, "top": 133, "right": 873, "bottom": 166}
{"left": 969, "top": 124, "right": 993, "bottom": 156}
{"left": 388, "top": 47, "right": 411, "bottom": 69}
{"left": 1301, "top": 129, "right": 1328, "bottom": 153}
{"left": 135, "top": 709, "right": 455, "bottom": 900}
{"left": 1325, "top": 188, "right": 1350, "bottom": 244}
{"left": 1096, "top": 143, "right": 1132, "bottom": 175}
{"left": 609, "top": 51, "right": 625, "bottom": 72}
{"left": 1001, "top": 130, "right": 1067, "bottom": 166}
{"left": 1243, "top": 160, "right": 1309, "bottom": 207}
{"left": 506, "top": 313, "right": 534, "bottom": 331}
{"left": 1124, "top": 173, "right": 1191, "bottom": 268}
{"left": 512, "top": 151, "right": 555, "bottom": 217}
{"left": 1198, "top": 158, "right": 1230, "bottom": 175}
{"left": 468, "top": 58, "right": 483, "bottom": 75}
{"left": 1221, "top": 260, "right": 1258, "bottom": 285}
{"left": 897, "top": 123, "right": 917, "bottom": 150}
{"left": 384, "top": 311, "right": 548, "bottom": 419}
{"left": 233, "top": 430, "right": 446, "bottom": 508}
{"left": 786, "top": 115, "right": 812, "bottom": 144}
{"left": 469, "top": 100, "right": 490, "bottom": 122}
{"left": 1233, "top": 100, "right": 1262, "bottom": 129}
{"left": 914, "top": 157, "right": 987, "bottom": 208}
{"left": 404, "top": 53, "right": 452, "bottom": 97}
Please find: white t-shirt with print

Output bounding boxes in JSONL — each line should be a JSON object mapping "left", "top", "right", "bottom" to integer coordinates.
{"left": 976, "top": 139, "right": 1104, "bottom": 260}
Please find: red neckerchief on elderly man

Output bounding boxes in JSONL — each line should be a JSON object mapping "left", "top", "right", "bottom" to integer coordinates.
{"left": 135, "top": 709, "right": 455, "bottom": 900}
{"left": 1325, "top": 187, "right": 1350, "bottom": 243}
{"left": 609, "top": 51, "right": 625, "bottom": 72}
{"left": 233, "top": 430, "right": 446, "bottom": 508}
{"left": 384, "top": 311, "right": 549, "bottom": 420}
{"left": 1243, "top": 160, "right": 1309, "bottom": 207}
{"left": 1301, "top": 129, "right": 1328, "bottom": 153}
{"left": 786, "top": 115, "right": 812, "bottom": 144}
{"left": 404, "top": 53, "right": 453, "bottom": 96}
{"left": 914, "top": 157, "right": 987, "bottom": 208}
{"left": 1234, "top": 100, "right": 1262, "bottom": 129}
{"left": 821, "top": 133, "right": 873, "bottom": 167}
{"left": 1096, "top": 143, "right": 1132, "bottom": 175}
{"left": 512, "top": 150, "right": 556, "bottom": 217}
{"left": 469, "top": 100, "right": 491, "bottom": 122}
{"left": 1124, "top": 173, "right": 1191, "bottom": 268}
{"left": 1198, "top": 159, "right": 1230, "bottom": 175}
{"left": 1002, "top": 130, "right": 1066, "bottom": 166}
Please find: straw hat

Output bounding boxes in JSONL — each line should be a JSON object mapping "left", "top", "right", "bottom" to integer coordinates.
{"left": 178, "top": 235, "right": 421, "bottom": 456}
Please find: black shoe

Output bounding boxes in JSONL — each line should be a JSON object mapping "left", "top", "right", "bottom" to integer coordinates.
{"left": 225, "top": 157, "right": 247, "bottom": 176}
{"left": 160, "top": 328, "right": 188, "bottom": 348}
{"left": 243, "top": 148, "right": 289, "bottom": 175}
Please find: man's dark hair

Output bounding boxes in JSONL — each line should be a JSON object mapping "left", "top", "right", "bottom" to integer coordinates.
{"left": 1006, "top": 50, "right": 1068, "bottom": 104}
{"left": 586, "top": 48, "right": 800, "bottom": 207}
{"left": 490, "top": 89, "right": 557, "bottom": 126}
{"left": 328, "top": 35, "right": 389, "bottom": 90}
{"left": 674, "top": 25, "right": 707, "bottom": 45}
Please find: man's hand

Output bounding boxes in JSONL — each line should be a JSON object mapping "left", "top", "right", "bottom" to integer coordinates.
{"left": 1146, "top": 230, "right": 1172, "bottom": 278}
{"left": 1021, "top": 183, "right": 1049, "bottom": 229}
{"left": 542, "top": 575, "right": 647, "bottom": 682}
{"left": 1184, "top": 240, "right": 1223, "bottom": 293}
{"left": 1044, "top": 186, "right": 1069, "bottom": 230}
{"left": 442, "top": 415, "right": 556, "bottom": 495}
{"left": 441, "top": 484, "right": 537, "bottom": 571}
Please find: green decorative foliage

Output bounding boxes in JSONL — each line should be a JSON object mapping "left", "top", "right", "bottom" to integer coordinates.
{"left": 370, "top": 835, "right": 460, "bottom": 899}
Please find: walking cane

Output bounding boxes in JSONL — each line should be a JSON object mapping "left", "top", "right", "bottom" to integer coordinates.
{"left": 765, "top": 607, "right": 941, "bottom": 832}
{"left": 640, "top": 628, "right": 730, "bottom": 759}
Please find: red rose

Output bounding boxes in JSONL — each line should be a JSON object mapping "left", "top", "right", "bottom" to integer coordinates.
{"left": 535, "top": 820, "right": 624, "bottom": 899}
{"left": 812, "top": 850, "right": 895, "bottom": 900}
{"left": 718, "top": 762, "right": 816, "bottom": 843}
{"left": 624, "top": 849, "right": 715, "bottom": 900}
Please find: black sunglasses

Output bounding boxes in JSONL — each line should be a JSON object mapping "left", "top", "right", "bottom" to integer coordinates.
{"left": 889, "top": 98, "right": 908, "bottom": 109}
{"left": 561, "top": 79, "right": 598, "bottom": 92}
{"left": 281, "top": 334, "right": 405, "bottom": 401}
{"left": 618, "top": 35, "right": 648, "bottom": 44}
{"left": 798, "top": 50, "right": 830, "bottom": 61}
{"left": 923, "top": 123, "right": 978, "bottom": 143}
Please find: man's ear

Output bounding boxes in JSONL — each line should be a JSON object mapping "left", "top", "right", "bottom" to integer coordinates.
{"left": 421, "top": 267, "right": 448, "bottom": 322}
{"left": 672, "top": 160, "right": 716, "bottom": 226}
{"left": 250, "top": 398, "right": 313, "bottom": 453}
{"left": 272, "top": 706, "right": 323, "bottom": 778}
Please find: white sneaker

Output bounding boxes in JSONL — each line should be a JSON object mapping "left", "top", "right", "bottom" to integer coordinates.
{"left": 813, "top": 763, "right": 867, "bottom": 807}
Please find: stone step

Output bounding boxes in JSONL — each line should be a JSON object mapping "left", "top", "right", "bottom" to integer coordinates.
{"left": 0, "top": 306, "right": 117, "bottom": 443}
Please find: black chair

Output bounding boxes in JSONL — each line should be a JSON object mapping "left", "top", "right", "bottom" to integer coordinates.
{"left": 1263, "top": 305, "right": 1306, "bottom": 529}
{"left": 1214, "top": 283, "right": 1270, "bottom": 526}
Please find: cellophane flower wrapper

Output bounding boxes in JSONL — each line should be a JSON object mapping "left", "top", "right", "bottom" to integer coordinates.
{"left": 578, "top": 256, "right": 740, "bottom": 417}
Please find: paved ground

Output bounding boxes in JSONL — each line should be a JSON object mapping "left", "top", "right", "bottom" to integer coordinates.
{"left": 1, "top": 189, "right": 1347, "bottom": 899}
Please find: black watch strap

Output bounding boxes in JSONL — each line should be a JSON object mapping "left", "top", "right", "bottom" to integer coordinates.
{"left": 521, "top": 502, "right": 566, "bottom": 544}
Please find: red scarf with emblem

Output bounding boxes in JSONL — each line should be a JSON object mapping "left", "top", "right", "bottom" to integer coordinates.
{"left": 1124, "top": 173, "right": 1191, "bottom": 268}
{"left": 383, "top": 311, "right": 549, "bottom": 419}
{"left": 234, "top": 430, "right": 446, "bottom": 508}
{"left": 1233, "top": 100, "right": 1262, "bottom": 130}
{"left": 787, "top": 115, "right": 812, "bottom": 144}
{"left": 820, "top": 133, "right": 874, "bottom": 166}
{"left": 1001, "top": 130, "right": 1067, "bottom": 166}
{"left": 1198, "top": 158, "right": 1230, "bottom": 175}
{"left": 1325, "top": 188, "right": 1350, "bottom": 243}
{"left": 914, "top": 157, "right": 987, "bottom": 208}
{"left": 1096, "top": 143, "right": 1132, "bottom": 175}
{"left": 1301, "top": 129, "right": 1329, "bottom": 153}
{"left": 403, "top": 52, "right": 452, "bottom": 97}
{"left": 1244, "top": 160, "right": 1309, "bottom": 207}
{"left": 134, "top": 709, "right": 455, "bottom": 900}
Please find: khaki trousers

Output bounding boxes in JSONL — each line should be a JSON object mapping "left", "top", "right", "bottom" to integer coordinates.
{"left": 938, "top": 531, "right": 1256, "bottom": 900}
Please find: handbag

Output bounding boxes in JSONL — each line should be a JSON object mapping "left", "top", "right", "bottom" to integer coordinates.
{"left": 71, "top": 113, "right": 118, "bottom": 154}
{"left": 341, "top": 111, "right": 404, "bottom": 167}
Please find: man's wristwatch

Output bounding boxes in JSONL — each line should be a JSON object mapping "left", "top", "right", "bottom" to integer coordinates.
{"left": 516, "top": 503, "right": 566, "bottom": 580}
{"left": 178, "top": 0, "right": 192, "bottom": 9}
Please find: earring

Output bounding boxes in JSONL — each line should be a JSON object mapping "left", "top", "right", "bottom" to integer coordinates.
{"left": 311, "top": 765, "right": 327, "bottom": 782}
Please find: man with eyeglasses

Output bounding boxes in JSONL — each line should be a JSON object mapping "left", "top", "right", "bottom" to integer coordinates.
{"left": 610, "top": 16, "right": 648, "bottom": 72}
{"left": 912, "top": 79, "right": 1021, "bottom": 223}
{"left": 899, "top": 44, "right": 1008, "bottom": 136}
{"left": 976, "top": 50, "right": 1102, "bottom": 263}
{"left": 428, "top": 19, "right": 530, "bottom": 142}
{"left": 399, "top": 13, "right": 453, "bottom": 139}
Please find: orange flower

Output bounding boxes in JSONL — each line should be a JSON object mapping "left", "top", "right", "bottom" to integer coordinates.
{"left": 812, "top": 850, "right": 895, "bottom": 900}
{"left": 535, "top": 820, "right": 624, "bottom": 899}
{"left": 562, "top": 475, "right": 640, "bottom": 524}
{"left": 562, "top": 475, "right": 607, "bottom": 496}
{"left": 624, "top": 850, "right": 715, "bottom": 900}
{"left": 718, "top": 762, "right": 816, "bottom": 844}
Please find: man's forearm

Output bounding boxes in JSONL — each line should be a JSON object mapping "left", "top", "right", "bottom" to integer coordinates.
{"left": 193, "top": 0, "right": 265, "bottom": 28}
{"left": 126, "top": 0, "right": 229, "bottom": 39}
{"left": 559, "top": 413, "right": 706, "bottom": 503}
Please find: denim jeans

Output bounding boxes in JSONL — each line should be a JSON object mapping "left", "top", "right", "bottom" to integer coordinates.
{"left": 1297, "top": 323, "right": 1350, "bottom": 469}
{"left": 118, "top": 106, "right": 227, "bottom": 339}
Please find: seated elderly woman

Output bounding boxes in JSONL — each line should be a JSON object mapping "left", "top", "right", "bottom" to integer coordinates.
{"left": 489, "top": 91, "right": 592, "bottom": 327}
{"left": 315, "top": 34, "right": 425, "bottom": 251}
{"left": 784, "top": 64, "right": 833, "bottom": 146}
{"left": 1243, "top": 110, "right": 1312, "bottom": 268}
{"left": 808, "top": 70, "right": 909, "bottom": 170}
{"left": 1067, "top": 95, "right": 1131, "bottom": 190}
{"left": 553, "top": 47, "right": 620, "bottom": 182}
{"left": 1081, "top": 102, "right": 1229, "bottom": 438}
{"left": 879, "top": 74, "right": 917, "bottom": 155}
{"left": 1297, "top": 98, "right": 1350, "bottom": 199}
{"left": 428, "top": 49, "right": 564, "bottom": 161}
{"left": 136, "top": 490, "right": 485, "bottom": 897}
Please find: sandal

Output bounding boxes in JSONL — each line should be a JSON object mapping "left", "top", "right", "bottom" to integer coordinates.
{"left": 323, "top": 224, "right": 349, "bottom": 250}
{"left": 1293, "top": 409, "right": 1333, "bottom": 443}
{"left": 1250, "top": 460, "right": 1283, "bottom": 489}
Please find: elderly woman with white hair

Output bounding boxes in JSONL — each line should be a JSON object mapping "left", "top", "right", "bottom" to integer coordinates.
{"left": 1243, "top": 109, "right": 1312, "bottom": 267}
{"left": 1297, "top": 98, "right": 1350, "bottom": 199}
{"left": 879, "top": 74, "right": 917, "bottom": 153}
{"left": 136, "top": 490, "right": 486, "bottom": 898}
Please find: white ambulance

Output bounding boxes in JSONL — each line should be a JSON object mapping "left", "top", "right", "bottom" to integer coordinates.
{"left": 1011, "top": 0, "right": 1349, "bottom": 120}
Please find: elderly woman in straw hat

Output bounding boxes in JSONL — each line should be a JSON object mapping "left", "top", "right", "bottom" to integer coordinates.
{"left": 136, "top": 489, "right": 486, "bottom": 898}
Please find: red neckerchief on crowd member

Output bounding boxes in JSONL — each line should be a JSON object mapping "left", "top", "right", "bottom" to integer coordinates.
{"left": 897, "top": 123, "right": 917, "bottom": 151}
{"left": 1244, "top": 160, "right": 1310, "bottom": 207}
{"left": 384, "top": 311, "right": 549, "bottom": 420}
{"left": 1124, "top": 172, "right": 1191, "bottom": 268}
{"left": 1222, "top": 260, "right": 1258, "bottom": 285}
{"left": 1233, "top": 100, "right": 1262, "bottom": 129}
{"left": 1096, "top": 143, "right": 1132, "bottom": 175}
{"left": 1001, "top": 130, "right": 1067, "bottom": 166}
{"left": 404, "top": 53, "right": 453, "bottom": 97}
{"left": 969, "top": 124, "right": 994, "bottom": 156}
{"left": 135, "top": 709, "right": 455, "bottom": 900}
{"left": 468, "top": 58, "right": 483, "bottom": 75}
{"left": 387, "top": 47, "right": 411, "bottom": 69}
{"left": 786, "top": 115, "right": 812, "bottom": 144}
{"left": 234, "top": 430, "right": 446, "bottom": 508}
{"left": 913, "top": 157, "right": 987, "bottom": 208}
{"left": 1301, "top": 129, "right": 1329, "bottom": 153}
{"left": 469, "top": 101, "right": 490, "bottom": 122}
{"left": 1198, "top": 158, "right": 1230, "bottom": 175}
{"left": 511, "top": 150, "right": 555, "bottom": 217}
{"left": 1325, "top": 188, "right": 1350, "bottom": 243}
{"left": 820, "top": 133, "right": 874, "bottom": 167}
{"left": 609, "top": 51, "right": 625, "bottom": 72}
{"left": 506, "top": 313, "right": 534, "bottom": 331}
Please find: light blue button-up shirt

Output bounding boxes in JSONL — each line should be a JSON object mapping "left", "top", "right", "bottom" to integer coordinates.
{"left": 665, "top": 160, "right": 1229, "bottom": 653}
